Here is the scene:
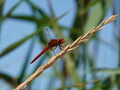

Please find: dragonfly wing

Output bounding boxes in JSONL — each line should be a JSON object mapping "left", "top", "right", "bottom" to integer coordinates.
{"left": 43, "top": 28, "right": 53, "bottom": 44}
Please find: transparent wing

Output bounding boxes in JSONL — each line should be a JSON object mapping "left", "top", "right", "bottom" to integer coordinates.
{"left": 43, "top": 28, "right": 53, "bottom": 44}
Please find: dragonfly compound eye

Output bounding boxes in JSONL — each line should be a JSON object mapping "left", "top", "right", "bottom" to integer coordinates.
{"left": 59, "top": 38, "right": 65, "bottom": 44}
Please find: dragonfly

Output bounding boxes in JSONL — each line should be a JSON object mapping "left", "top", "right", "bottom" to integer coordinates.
{"left": 30, "top": 28, "right": 65, "bottom": 64}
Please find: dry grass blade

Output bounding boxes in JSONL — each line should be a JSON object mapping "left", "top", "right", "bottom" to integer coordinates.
{"left": 14, "top": 14, "right": 118, "bottom": 90}
{"left": 104, "top": 15, "right": 118, "bottom": 25}
{"left": 70, "top": 35, "right": 82, "bottom": 48}
{"left": 52, "top": 78, "right": 104, "bottom": 89}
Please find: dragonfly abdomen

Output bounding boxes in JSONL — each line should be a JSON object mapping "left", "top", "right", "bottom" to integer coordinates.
{"left": 30, "top": 46, "right": 49, "bottom": 64}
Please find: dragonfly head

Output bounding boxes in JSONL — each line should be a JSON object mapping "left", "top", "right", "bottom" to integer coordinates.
{"left": 59, "top": 38, "right": 65, "bottom": 44}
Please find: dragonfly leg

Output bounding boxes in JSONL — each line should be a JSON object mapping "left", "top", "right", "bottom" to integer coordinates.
{"left": 59, "top": 44, "right": 64, "bottom": 50}
{"left": 53, "top": 49, "right": 57, "bottom": 55}
{"left": 53, "top": 46, "right": 58, "bottom": 55}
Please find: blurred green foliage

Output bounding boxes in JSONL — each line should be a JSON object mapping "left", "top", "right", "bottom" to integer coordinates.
{"left": 0, "top": 0, "right": 119, "bottom": 90}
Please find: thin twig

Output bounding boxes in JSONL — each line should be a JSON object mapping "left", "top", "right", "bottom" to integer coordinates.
{"left": 14, "top": 14, "right": 118, "bottom": 90}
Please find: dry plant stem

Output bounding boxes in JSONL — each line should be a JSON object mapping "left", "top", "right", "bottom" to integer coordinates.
{"left": 14, "top": 14, "right": 118, "bottom": 90}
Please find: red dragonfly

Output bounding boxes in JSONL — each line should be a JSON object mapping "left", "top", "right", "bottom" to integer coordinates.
{"left": 30, "top": 28, "right": 65, "bottom": 64}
